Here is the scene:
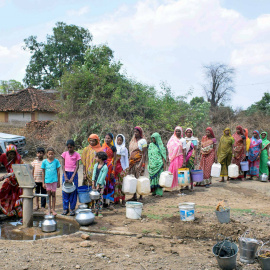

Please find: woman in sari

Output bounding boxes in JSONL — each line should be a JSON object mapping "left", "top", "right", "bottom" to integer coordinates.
{"left": 148, "top": 132, "right": 166, "bottom": 196}
{"left": 0, "top": 145, "right": 23, "bottom": 217}
{"left": 196, "top": 127, "right": 217, "bottom": 187}
{"left": 167, "top": 126, "right": 186, "bottom": 189}
{"left": 114, "top": 134, "right": 129, "bottom": 205}
{"left": 232, "top": 126, "right": 246, "bottom": 178}
{"left": 185, "top": 128, "right": 198, "bottom": 170}
{"left": 259, "top": 131, "right": 270, "bottom": 176}
{"left": 101, "top": 133, "right": 117, "bottom": 208}
{"left": 217, "top": 128, "right": 234, "bottom": 182}
{"left": 81, "top": 134, "right": 102, "bottom": 186}
{"left": 128, "top": 126, "right": 147, "bottom": 201}
{"left": 243, "top": 128, "right": 251, "bottom": 180}
{"left": 248, "top": 130, "right": 262, "bottom": 179}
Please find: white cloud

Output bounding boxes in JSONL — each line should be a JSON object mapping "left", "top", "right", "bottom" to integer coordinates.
{"left": 67, "top": 6, "right": 90, "bottom": 17}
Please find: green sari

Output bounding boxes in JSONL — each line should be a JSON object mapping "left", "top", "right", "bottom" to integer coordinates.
{"left": 259, "top": 132, "right": 270, "bottom": 176}
{"left": 148, "top": 133, "right": 166, "bottom": 196}
{"left": 217, "top": 128, "right": 234, "bottom": 177}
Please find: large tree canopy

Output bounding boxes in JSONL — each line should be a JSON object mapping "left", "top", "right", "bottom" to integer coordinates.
{"left": 246, "top": 92, "right": 270, "bottom": 115}
{"left": 203, "top": 63, "right": 235, "bottom": 108}
{"left": 23, "top": 22, "right": 92, "bottom": 89}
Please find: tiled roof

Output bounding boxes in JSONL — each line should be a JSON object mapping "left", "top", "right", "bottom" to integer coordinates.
{"left": 0, "top": 88, "right": 57, "bottom": 112}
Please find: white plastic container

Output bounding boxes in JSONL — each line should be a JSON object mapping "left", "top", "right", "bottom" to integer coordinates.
{"left": 228, "top": 164, "right": 239, "bottom": 178}
{"left": 137, "top": 176, "right": 151, "bottom": 195}
{"left": 159, "top": 171, "right": 173, "bottom": 188}
{"left": 211, "top": 163, "right": 221, "bottom": 178}
{"left": 126, "top": 202, "right": 143, "bottom": 219}
{"left": 178, "top": 168, "right": 190, "bottom": 186}
{"left": 179, "top": 203, "right": 195, "bottom": 221}
{"left": 122, "top": 175, "right": 137, "bottom": 195}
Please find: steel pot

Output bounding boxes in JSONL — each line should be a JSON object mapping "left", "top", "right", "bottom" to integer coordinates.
{"left": 62, "top": 182, "right": 76, "bottom": 193}
{"left": 75, "top": 209, "right": 95, "bottom": 226}
{"left": 260, "top": 173, "right": 268, "bottom": 182}
{"left": 89, "top": 190, "right": 100, "bottom": 200}
{"left": 42, "top": 215, "right": 57, "bottom": 232}
{"left": 75, "top": 204, "right": 88, "bottom": 215}
{"left": 267, "top": 161, "right": 270, "bottom": 168}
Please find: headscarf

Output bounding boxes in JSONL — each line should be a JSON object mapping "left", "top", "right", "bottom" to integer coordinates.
{"left": 106, "top": 133, "right": 115, "bottom": 147}
{"left": 206, "top": 127, "right": 215, "bottom": 138}
{"left": 167, "top": 126, "right": 184, "bottom": 162}
{"left": 148, "top": 133, "right": 166, "bottom": 178}
{"left": 129, "top": 126, "right": 146, "bottom": 154}
{"left": 185, "top": 128, "right": 198, "bottom": 141}
{"left": 261, "top": 131, "right": 270, "bottom": 149}
{"left": 252, "top": 130, "right": 260, "bottom": 141}
{"left": 243, "top": 128, "right": 251, "bottom": 152}
{"left": 6, "top": 144, "right": 22, "bottom": 163}
{"left": 236, "top": 125, "right": 244, "bottom": 135}
{"left": 87, "top": 134, "right": 102, "bottom": 152}
{"left": 115, "top": 134, "right": 129, "bottom": 170}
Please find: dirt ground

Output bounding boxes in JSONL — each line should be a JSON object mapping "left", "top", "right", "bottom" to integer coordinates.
{"left": 0, "top": 163, "right": 270, "bottom": 269}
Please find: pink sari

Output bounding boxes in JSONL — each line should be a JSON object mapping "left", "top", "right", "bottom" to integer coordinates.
{"left": 167, "top": 126, "right": 184, "bottom": 189}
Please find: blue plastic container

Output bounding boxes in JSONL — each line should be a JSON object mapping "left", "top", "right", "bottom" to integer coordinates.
{"left": 77, "top": 186, "right": 92, "bottom": 203}
{"left": 190, "top": 170, "right": 204, "bottom": 182}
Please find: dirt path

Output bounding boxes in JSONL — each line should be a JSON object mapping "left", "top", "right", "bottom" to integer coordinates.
{"left": 0, "top": 164, "right": 269, "bottom": 269}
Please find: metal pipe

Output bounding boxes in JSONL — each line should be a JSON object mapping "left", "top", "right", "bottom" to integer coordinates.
{"left": 21, "top": 188, "right": 34, "bottom": 228}
{"left": 34, "top": 194, "right": 48, "bottom": 198}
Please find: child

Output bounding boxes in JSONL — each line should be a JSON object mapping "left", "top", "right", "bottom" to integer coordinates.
{"left": 31, "top": 147, "right": 46, "bottom": 210}
{"left": 92, "top": 151, "right": 108, "bottom": 217}
{"left": 114, "top": 134, "right": 129, "bottom": 206}
{"left": 41, "top": 147, "right": 61, "bottom": 216}
{"left": 61, "top": 139, "right": 81, "bottom": 216}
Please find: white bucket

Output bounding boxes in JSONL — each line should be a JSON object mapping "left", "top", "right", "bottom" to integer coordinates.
{"left": 179, "top": 202, "right": 195, "bottom": 221}
{"left": 126, "top": 202, "right": 143, "bottom": 219}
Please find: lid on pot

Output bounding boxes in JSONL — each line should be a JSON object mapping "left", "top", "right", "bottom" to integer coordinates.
{"left": 78, "top": 204, "right": 88, "bottom": 209}
{"left": 44, "top": 214, "right": 55, "bottom": 219}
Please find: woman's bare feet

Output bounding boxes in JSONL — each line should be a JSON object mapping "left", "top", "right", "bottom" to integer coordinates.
{"left": 46, "top": 210, "right": 51, "bottom": 215}
{"left": 219, "top": 177, "right": 225, "bottom": 182}
{"left": 52, "top": 210, "right": 57, "bottom": 216}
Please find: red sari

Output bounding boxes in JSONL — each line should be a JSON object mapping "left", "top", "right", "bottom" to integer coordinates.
{"left": 0, "top": 146, "right": 23, "bottom": 217}
{"left": 102, "top": 143, "right": 116, "bottom": 203}
{"left": 232, "top": 128, "right": 245, "bottom": 178}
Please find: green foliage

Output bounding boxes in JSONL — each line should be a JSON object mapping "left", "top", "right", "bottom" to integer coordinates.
{"left": 23, "top": 22, "right": 92, "bottom": 89}
{"left": 58, "top": 43, "right": 211, "bottom": 146}
{"left": 246, "top": 92, "right": 270, "bottom": 115}
{"left": 0, "top": 80, "right": 24, "bottom": 94}
{"left": 190, "top": 96, "right": 204, "bottom": 106}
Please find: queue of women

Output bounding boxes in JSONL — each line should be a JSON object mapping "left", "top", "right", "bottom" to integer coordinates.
{"left": 0, "top": 125, "right": 269, "bottom": 218}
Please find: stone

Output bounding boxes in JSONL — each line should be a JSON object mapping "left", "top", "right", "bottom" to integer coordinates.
{"left": 75, "top": 265, "right": 81, "bottom": 269}
{"left": 81, "top": 234, "right": 91, "bottom": 240}
{"left": 80, "top": 241, "right": 91, "bottom": 247}
{"left": 136, "top": 234, "right": 143, "bottom": 239}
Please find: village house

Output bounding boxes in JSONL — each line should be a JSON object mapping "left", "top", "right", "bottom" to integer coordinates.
{"left": 0, "top": 87, "right": 57, "bottom": 124}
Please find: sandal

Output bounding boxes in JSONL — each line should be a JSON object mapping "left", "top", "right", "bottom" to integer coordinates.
{"left": 62, "top": 209, "right": 69, "bottom": 215}
{"left": 98, "top": 214, "right": 103, "bottom": 217}
{"left": 69, "top": 210, "right": 75, "bottom": 216}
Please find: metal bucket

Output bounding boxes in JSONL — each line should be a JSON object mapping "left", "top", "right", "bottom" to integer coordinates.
{"left": 77, "top": 185, "right": 92, "bottom": 203}
{"left": 239, "top": 231, "right": 262, "bottom": 264}
{"left": 215, "top": 208, "right": 230, "bottom": 224}
{"left": 213, "top": 240, "right": 238, "bottom": 270}
{"left": 257, "top": 241, "right": 270, "bottom": 270}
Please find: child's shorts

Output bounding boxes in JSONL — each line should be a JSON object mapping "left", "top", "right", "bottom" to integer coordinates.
{"left": 45, "top": 182, "right": 57, "bottom": 192}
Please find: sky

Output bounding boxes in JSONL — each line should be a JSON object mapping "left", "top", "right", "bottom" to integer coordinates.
{"left": 1, "top": 0, "right": 270, "bottom": 109}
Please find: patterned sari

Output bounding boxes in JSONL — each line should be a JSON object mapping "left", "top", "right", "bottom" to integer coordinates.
{"left": 102, "top": 141, "right": 116, "bottom": 203}
{"left": 260, "top": 132, "right": 270, "bottom": 176}
{"left": 81, "top": 134, "right": 102, "bottom": 186}
{"left": 0, "top": 145, "right": 23, "bottom": 217}
{"left": 248, "top": 130, "right": 262, "bottom": 177}
{"left": 128, "top": 126, "right": 147, "bottom": 179}
{"left": 185, "top": 128, "right": 198, "bottom": 170}
{"left": 167, "top": 126, "right": 184, "bottom": 189}
{"left": 217, "top": 128, "right": 234, "bottom": 177}
{"left": 232, "top": 126, "right": 246, "bottom": 177}
{"left": 196, "top": 127, "right": 216, "bottom": 186}
{"left": 148, "top": 133, "right": 166, "bottom": 196}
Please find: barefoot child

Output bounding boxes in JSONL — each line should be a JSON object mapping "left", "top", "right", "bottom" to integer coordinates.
{"left": 61, "top": 139, "right": 81, "bottom": 216}
{"left": 92, "top": 151, "right": 108, "bottom": 217}
{"left": 32, "top": 147, "right": 46, "bottom": 210}
{"left": 41, "top": 147, "right": 61, "bottom": 215}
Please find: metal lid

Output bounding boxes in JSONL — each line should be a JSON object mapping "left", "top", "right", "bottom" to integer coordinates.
{"left": 44, "top": 215, "right": 55, "bottom": 219}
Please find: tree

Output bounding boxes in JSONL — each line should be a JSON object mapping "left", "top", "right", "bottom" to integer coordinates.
{"left": 246, "top": 92, "right": 270, "bottom": 115}
{"left": 23, "top": 22, "right": 92, "bottom": 89}
{"left": 0, "top": 80, "right": 24, "bottom": 94}
{"left": 190, "top": 96, "right": 204, "bottom": 106}
{"left": 203, "top": 63, "right": 235, "bottom": 107}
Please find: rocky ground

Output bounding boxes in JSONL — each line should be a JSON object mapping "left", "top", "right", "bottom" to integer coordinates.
{"left": 0, "top": 163, "right": 270, "bottom": 269}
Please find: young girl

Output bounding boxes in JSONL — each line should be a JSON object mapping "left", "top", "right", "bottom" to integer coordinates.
{"left": 41, "top": 147, "right": 61, "bottom": 215}
{"left": 61, "top": 140, "right": 81, "bottom": 216}
{"left": 92, "top": 152, "right": 108, "bottom": 217}
{"left": 114, "top": 134, "right": 129, "bottom": 205}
